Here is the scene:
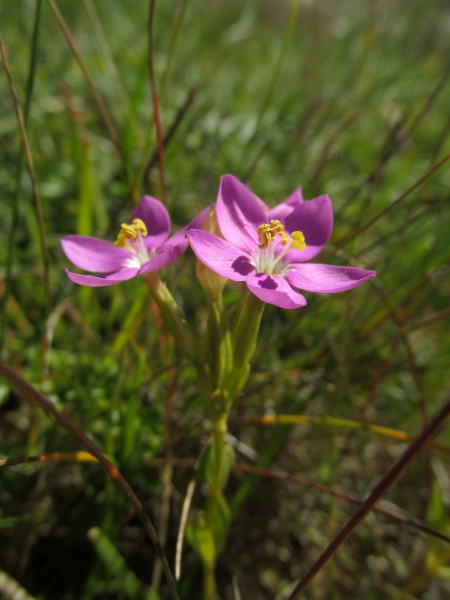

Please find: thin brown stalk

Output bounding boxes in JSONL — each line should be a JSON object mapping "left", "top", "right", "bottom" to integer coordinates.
{"left": 0, "top": 37, "right": 50, "bottom": 307}
{"left": 0, "top": 360, "right": 179, "bottom": 600}
{"left": 328, "top": 151, "right": 450, "bottom": 256}
{"left": 157, "top": 415, "right": 206, "bottom": 455}
{"left": 5, "top": 452, "right": 448, "bottom": 548}
{"left": 410, "top": 307, "right": 450, "bottom": 332}
{"left": 148, "top": 0, "right": 167, "bottom": 205}
{"left": 354, "top": 203, "right": 430, "bottom": 259}
{"left": 405, "top": 58, "right": 450, "bottom": 140}
{"left": 152, "top": 459, "right": 174, "bottom": 590}
{"left": 285, "top": 394, "right": 450, "bottom": 599}
{"left": 340, "top": 56, "right": 450, "bottom": 217}
{"left": 430, "top": 109, "right": 450, "bottom": 164}
{"left": 144, "top": 86, "right": 197, "bottom": 183}
{"left": 148, "top": 456, "right": 450, "bottom": 546}
{"left": 233, "top": 463, "right": 450, "bottom": 545}
{"left": 46, "top": 0, "right": 137, "bottom": 201}
{"left": 372, "top": 280, "right": 428, "bottom": 425}
{"left": 363, "top": 52, "right": 450, "bottom": 207}
{"left": 307, "top": 111, "right": 361, "bottom": 191}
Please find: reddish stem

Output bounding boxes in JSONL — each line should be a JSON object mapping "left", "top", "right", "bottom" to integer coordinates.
{"left": 286, "top": 394, "right": 450, "bottom": 599}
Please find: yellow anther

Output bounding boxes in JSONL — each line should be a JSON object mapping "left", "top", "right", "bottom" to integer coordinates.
{"left": 120, "top": 223, "right": 138, "bottom": 240}
{"left": 114, "top": 218, "right": 148, "bottom": 250}
{"left": 257, "top": 224, "right": 275, "bottom": 249}
{"left": 270, "top": 220, "right": 284, "bottom": 233}
{"left": 267, "top": 220, "right": 289, "bottom": 245}
{"left": 114, "top": 231, "right": 129, "bottom": 250}
{"left": 122, "top": 219, "right": 147, "bottom": 239}
{"left": 279, "top": 231, "right": 290, "bottom": 245}
{"left": 291, "top": 231, "right": 306, "bottom": 250}
{"left": 131, "top": 218, "right": 147, "bottom": 236}
{"left": 257, "top": 221, "right": 306, "bottom": 252}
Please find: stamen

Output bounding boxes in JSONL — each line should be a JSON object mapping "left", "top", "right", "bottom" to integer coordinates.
{"left": 291, "top": 231, "right": 306, "bottom": 250}
{"left": 257, "top": 224, "right": 276, "bottom": 249}
{"left": 114, "top": 218, "right": 148, "bottom": 252}
{"left": 270, "top": 220, "right": 283, "bottom": 233}
{"left": 254, "top": 220, "right": 306, "bottom": 275}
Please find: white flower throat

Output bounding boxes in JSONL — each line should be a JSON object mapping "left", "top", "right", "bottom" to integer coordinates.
{"left": 114, "top": 218, "right": 152, "bottom": 267}
{"left": 252, "top": 219, "right": 306, "bottom": 276}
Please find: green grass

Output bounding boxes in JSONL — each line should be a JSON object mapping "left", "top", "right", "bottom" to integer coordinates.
{"left": 1, "top": 0, "right": 450, "bottom": 598}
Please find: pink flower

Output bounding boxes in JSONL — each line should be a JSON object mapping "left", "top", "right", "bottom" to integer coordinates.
{"left": 62, "top": 195, "right": 207, "bottom": 287}
{"left": 187, "top": 175, "right": 375, "bottom": 309}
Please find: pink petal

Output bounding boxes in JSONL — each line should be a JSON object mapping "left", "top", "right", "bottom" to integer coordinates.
{"left": 138, "top": 242, "right": 189, "bottom": 274}
{"left": 164, "top": 206, "right": 210, "bottom": 248}
{"left": 65, "top": 267, "right": 139, "bottom": 287}
{"left": 266, "top": 188, "right": 303, "bottom": 221}
{"left": 131, "top": 195, "right": 170, "bottom": 249}
{"left": 61, "top": 235, "right": 132, "bottom": 273}
{"left": 216, "top": 175, "right": 266, "bottom": 254}
{"left": 246, "top": 273, "right": 307, "bottom": 309}
{"left": 187, "top": 230, "right": 255, "bottom": 281}
{"left": 285, "top": 263, "right": 375, "bottom": 293}
{"left": 283, "top": 194, "right": 333, "bottom": 262}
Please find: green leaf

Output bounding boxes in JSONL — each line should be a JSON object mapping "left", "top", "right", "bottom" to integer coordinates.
{"left": 206, "top": 492, "right": 231, "bottom": 554}
{"left": 198, "top": 444, "right": 214, "bottom": 486}
{"left": 218, "top": 444, "right": 235, "bottom": 492}
{"left": 198, "top": 442, "right": 235, "bottom": 492}
{"left": 185, "top": 512, "right": 216, "bottom": 567}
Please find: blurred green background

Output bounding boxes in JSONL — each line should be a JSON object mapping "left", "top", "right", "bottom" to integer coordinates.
{"left": 1, "top": 0, "right": 450, "bottom": 598}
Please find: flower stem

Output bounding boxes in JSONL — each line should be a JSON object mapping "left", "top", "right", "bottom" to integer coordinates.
{"left": 145, "top": 272, "right": 210, "bottom": 398}
{"left": 203, "top": 414, "right": 228, "bottom": 600}
{"left": 210, "top": 415, "right": 227, "bottom": 494}
{"left": 206, "top": 296, "right": 232, "bottom": 395}
{"left": 227, "top": 292, "right": 265, "bottom": 400}
{"left": 203, "top": 563, "right": 216, "bottom": 600}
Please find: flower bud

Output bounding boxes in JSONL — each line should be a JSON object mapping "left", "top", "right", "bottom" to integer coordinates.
{"left": 195, "top": 207, "right": 227, "bottom": 302}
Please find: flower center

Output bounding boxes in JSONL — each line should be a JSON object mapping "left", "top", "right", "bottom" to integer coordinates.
{"left": 253, "top": 220, "right": 306, "bottom": 275}
{"left": 114, "top": 218, "right": 151, "bottom": 267}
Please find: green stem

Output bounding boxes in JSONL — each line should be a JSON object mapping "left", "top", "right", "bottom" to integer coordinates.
{"left": 145, "top": 273, "right": 211, "bottom": 398}
{"left": 227, "top": 292, "right": 265, "bottom": 400}
{"left": 206, "top": 296, "right": 232, "bottom": 394}
{"left": 210, "top": 416, "right": 227, "bottom": 495}
{"left": 203, "top": 563, "right": 215, "bottom": 600}
{"left": 203, "top": 415, "right": 227, "bottom": 600}
{"left": 200, "top": 294, "right": 265, "bottom": 595}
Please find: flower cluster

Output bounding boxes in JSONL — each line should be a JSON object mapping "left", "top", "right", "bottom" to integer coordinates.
{"left": 61, "top": 176, "right": 375, "bottom": 307}
{"left": 60, "top": 176, "right": 376, "bottom": 594}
